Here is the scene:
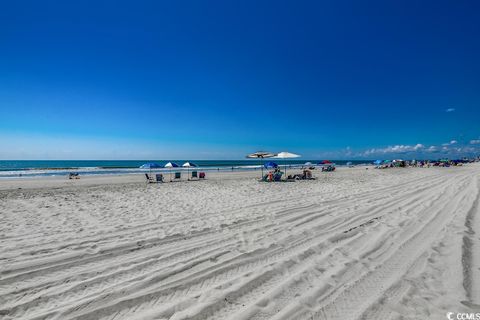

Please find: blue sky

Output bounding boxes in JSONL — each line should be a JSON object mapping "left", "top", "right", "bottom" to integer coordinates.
{"left": 1, "top": 0, "right": 479, "bottom": 159}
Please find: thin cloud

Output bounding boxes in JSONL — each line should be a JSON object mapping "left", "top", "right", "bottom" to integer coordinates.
{"left": 442, "top": 140, "right": 458, "bottom": 146}
{"left": 445, "top": 108, "right": 456, "bottom": 112}
{"left": 356, "top": 141, "right": 480, "bottom": 158}
{"left": 362, "top": 144, "right": 425, "bottom": 156}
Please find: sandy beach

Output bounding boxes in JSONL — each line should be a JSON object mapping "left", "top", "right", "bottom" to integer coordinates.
{"left": 1, "top": 165, "right": 480, "bottom": 320}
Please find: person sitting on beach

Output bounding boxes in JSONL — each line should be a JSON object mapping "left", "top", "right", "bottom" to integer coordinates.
{"left": 267, "top": 171, "right": 274, "bottom": 181}
{"left": 69, "top": 172, "right": 80, "bottom": 179}
{"left": 303, "top": 169, "right": 312, "bottom": 179}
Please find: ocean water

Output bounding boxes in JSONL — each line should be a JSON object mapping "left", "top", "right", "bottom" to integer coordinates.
{"left": 0, "top": 160, "right": 370, "bottom": 178}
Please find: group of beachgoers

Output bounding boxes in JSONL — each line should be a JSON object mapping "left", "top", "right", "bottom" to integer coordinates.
{"left": 65, "top": 156, "right": 479, "bottom": 182}
{"left": 374, "top": 158, "right": 479, "bottom": 169}
{"left": 261, "top": 163, "right": 335, "bottom": 182}
{"left": 261, "top": 167, "right": 317, "bottom": 182}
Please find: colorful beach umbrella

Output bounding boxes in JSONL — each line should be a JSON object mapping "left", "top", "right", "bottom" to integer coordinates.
{"left": 246, "top": 151, "right": 276, "bottom": 178}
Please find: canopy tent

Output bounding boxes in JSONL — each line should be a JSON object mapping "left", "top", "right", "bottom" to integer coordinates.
{"left": 182, "top": 162, "right": 197, "bottom": 180}
{"left": 164, "top": 162, "right": 179, "bottom": 181}
{"left": 274, "top": 151, "right": 300, "bottom": 179}
{"left": 246, "top": 151, "right": 276, "bottom": 178}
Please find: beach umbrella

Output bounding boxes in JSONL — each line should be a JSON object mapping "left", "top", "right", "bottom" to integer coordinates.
{"left": 346, "top": 161, "right": 353, "bottom": 166}
{"left": 182, "top": 162, "right": 197, "bottom": 180}
{"left": 246, "top": 151, "right": 276, "bottom": 178}
{"left": 304, "top": 162, "right": 313, "bottom": 166}
{"left": 274, "top": 151, "right": 300, "bottom": 178}
{"left": 164, "top": 162, "right": 179, "bottom": 181}
{"left": 373, "top": 160, "right": 382, "bottom": 165}
{"left": 140, "top": 162, "right": 161, "bottom": 174}
{"left": 140, "top": 162, "right": 161, "bottom": 169}
{"left": 264, "top": 161, "right": 278, "bottom": 169}
{"left": 321, "top": 160, "right": 332, "bottom": 164}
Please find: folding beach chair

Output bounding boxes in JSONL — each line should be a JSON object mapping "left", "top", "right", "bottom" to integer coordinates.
{"left": 145, "top": 173, "right": 154, "bottom": 183}
{"left": 155, "top": 174, "right": 164, "bottom": 183}
{"left": 191, "top": 171, "right": 198, "bottom": 179}
{"left": 174, "top": 172, "right": 181, "bottom": 180}
{"left": 199, "top": 172, "right": 206, "bottom": 179}
{"left": 273, "top": 172, "right": 283, "bottom": 181}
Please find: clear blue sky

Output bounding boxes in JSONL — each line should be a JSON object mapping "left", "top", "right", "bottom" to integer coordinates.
{"left": 1, "top": 0, "right": 479, "bottom": 159}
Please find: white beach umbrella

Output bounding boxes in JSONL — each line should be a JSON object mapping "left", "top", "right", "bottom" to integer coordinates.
{"left": 182, "top": 162, "right": 197, "bottom": 180}
{"left": 274, "top": 151, "right": 301, "bottom": 179}
{"left": 246, "top": 151, "right": 276, "bottom": 178}
{"left": 164, "top": 162, "right": 179, "bottom": 181}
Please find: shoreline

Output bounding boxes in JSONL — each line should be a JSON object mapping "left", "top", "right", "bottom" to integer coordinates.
{"left": 0, "top": 166, "right": 363, "bottom": 191}
{"left": 1, "top": 164, "right": 474, "bottom": 191}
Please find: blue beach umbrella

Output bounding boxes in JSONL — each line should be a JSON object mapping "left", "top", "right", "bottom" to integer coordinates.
{"left": 140, "top": 162, "right": 161, "bottom": 169}
{"left": 373, "top": 160, "right": 382, "bottom": 165}
{"left": 264, "top": 161, "right": 278, "bottom": 169}
{"left": 140, "top": 162, "right": 161, "bottom": 174}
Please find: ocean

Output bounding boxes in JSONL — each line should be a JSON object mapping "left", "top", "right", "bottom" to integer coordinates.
{"left": 0, "top": 160, "right": 370, "bottom": 178}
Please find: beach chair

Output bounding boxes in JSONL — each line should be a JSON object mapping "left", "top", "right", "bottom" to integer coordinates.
{"left": 191, "top": 171, "right": 198, "bottom": 179}
{"left": 199, "top": 172, "right": 206, "bottom": 179}
{"left": 155, "top": 174, "right": 164, "bottom": 183}
{"left": 145, "top": 173, "right": 154, "bottom": 183}
{"left": 260, "top": 172, "right": 273, "bottom": 182}
{"left": 273, "top": 172, "right": 283, "bottom": 181}
{"left": 174, "top": 172, "right": 181, "bottom": 180}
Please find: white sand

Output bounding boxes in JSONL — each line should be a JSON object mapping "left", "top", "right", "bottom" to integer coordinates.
{"left": 1, "top": 165, "right": 480, "bottom": 319}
